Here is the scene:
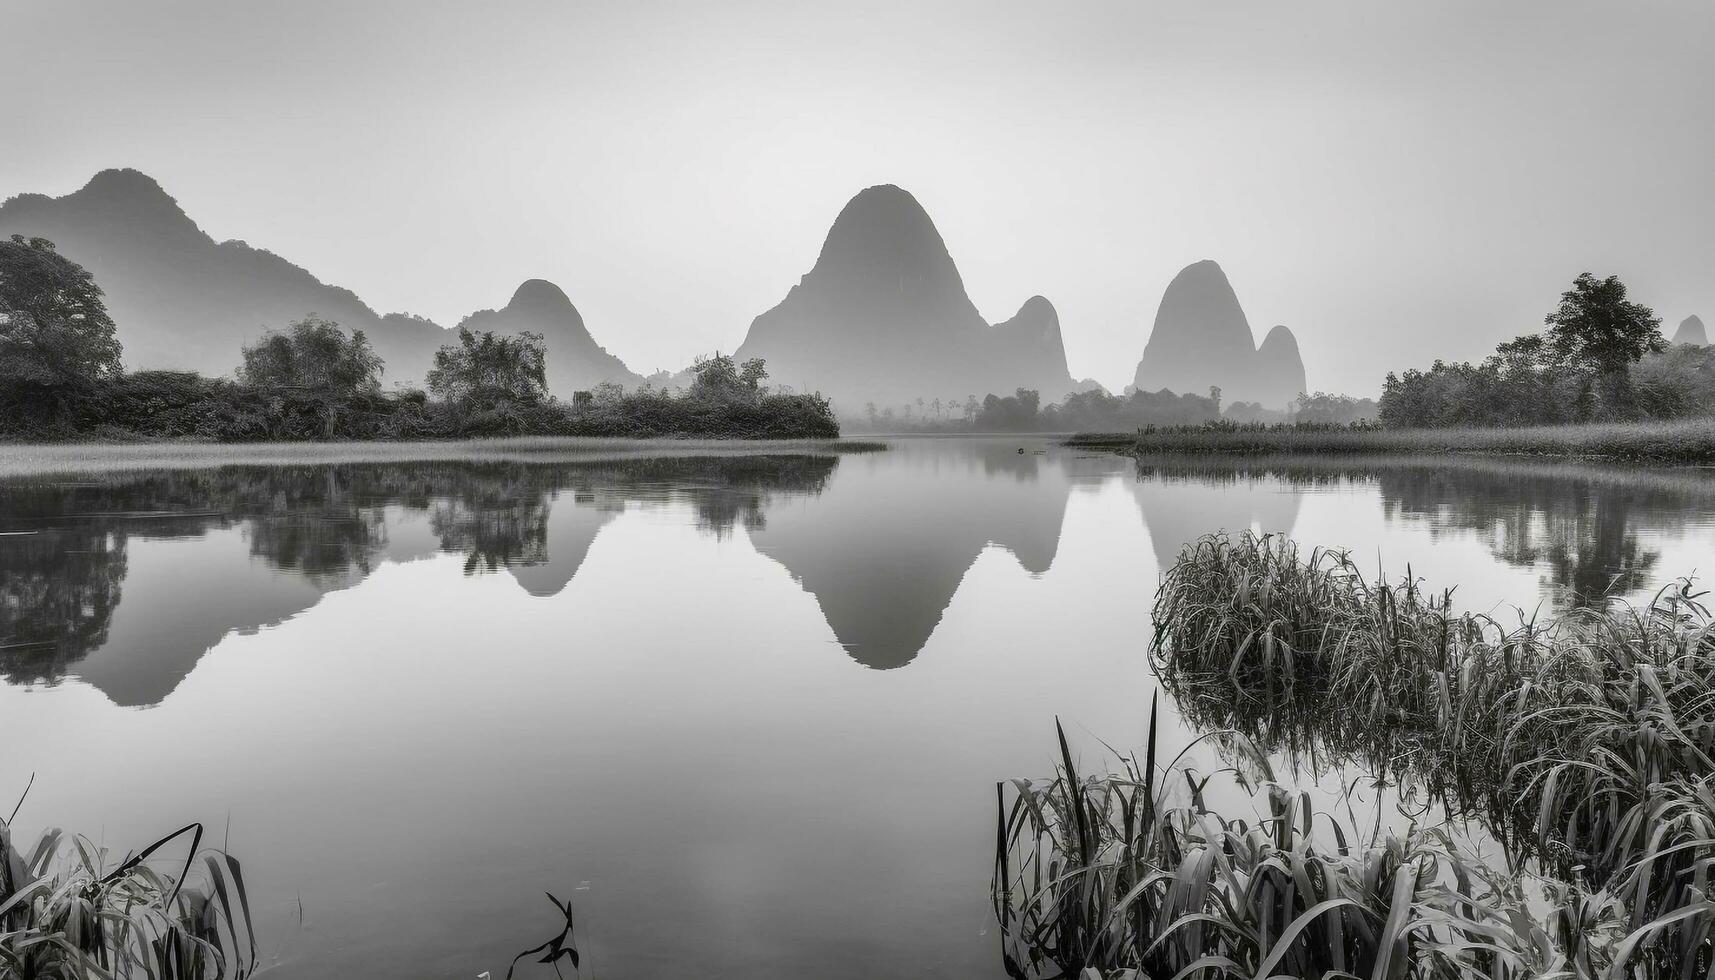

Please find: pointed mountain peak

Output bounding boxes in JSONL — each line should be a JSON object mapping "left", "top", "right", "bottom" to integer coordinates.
{"left": 1165, "top": 258, "right": 1237, "bottom": 298}
{"left": 505, "top": 278, "right": 578, "bottom": 318}
{"left": 1258, "top": 323, "right": 1299, "bottom": 353}
{"left": 999, "top": 295, "right": 1062, "bottom": 341}
{"left": 1673, "top": 314, "right": 1708, "bottom": 346}
{"left": 81, "top": 168, "right": 171, "bottom": 199}
{"left": 28, "top": 168, "right": 204, "bottom": 236}
{"left": 1016, "top": 295, "right": 1056, "bottom": 320}
{"left": 813, "top": 183, "right": 954, "bottom": 279}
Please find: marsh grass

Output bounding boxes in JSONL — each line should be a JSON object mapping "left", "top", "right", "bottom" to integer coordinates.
{"left": 993, "top": 700, "right": 1619, "bottom": 979}
{"left": 0, "top": 816, "right": 256, "bottom": 979}
{"left": 1138, "top": 530, "right": 1715, "bottom": 974}
{"left": 1066, "top": 417, "right": 1715, "bottom": 462}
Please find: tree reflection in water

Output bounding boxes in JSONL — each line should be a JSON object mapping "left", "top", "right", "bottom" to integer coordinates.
{"left": 0, "top": 455, "right": 840, "bottom": 704}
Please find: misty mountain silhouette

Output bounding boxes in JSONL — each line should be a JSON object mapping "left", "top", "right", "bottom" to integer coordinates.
{"left": 735, "top": 185, "right": 1078, "bottom": 409}
{"left": 1131, "top": 261, "right": 1307, "bottom": 409}
{"left": 0, "top": 170, "right": 640, "bottom": 395}
{"left": 454, "top": 280, "right": 644, "bottom": 396}
{"left": 1674, "top": 315, "right": 1708, "bottom": 346}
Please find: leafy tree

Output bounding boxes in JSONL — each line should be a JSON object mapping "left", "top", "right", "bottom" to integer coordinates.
{"left": 0, "top": 235, "right": 123, "bottom": 400}
{"left": 1543, "top": 272, "right": 1664, "bottom": 409}
{"left": 688, "top": 352, "right": 769, "bottom": 404}
{"left": 426, "top": 327, "right": 549, "bottom": 409}
{"left": 239, "top": 315, "right": 383, "bottom": 437}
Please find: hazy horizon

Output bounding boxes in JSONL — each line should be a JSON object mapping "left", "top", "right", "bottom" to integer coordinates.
{"left": 5, "top": 0, "right": 1712, "bottom": 395}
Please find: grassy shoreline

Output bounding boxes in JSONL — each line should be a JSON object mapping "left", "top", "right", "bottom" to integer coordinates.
{"left": 998, "top": 531, "right": 1715, "bottom": 977}
{"left": 0, "top": 436, "right": 887, "bottom": 478}
{"left": 1067, "top": 417, "right": 1715, "bottom": 463}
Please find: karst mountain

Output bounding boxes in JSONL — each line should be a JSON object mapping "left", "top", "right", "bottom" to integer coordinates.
{"left": 734, "top": 184, "right": 1078, "bottom": 409}
{"left": 1131, "top": 260, "right": 1307, "bottom": 409}
{"left": 1674, "top": 315, "right": 1708, "bottom": 346}
{"left": 0, "top": 169, "right": 639, "bottom": 397}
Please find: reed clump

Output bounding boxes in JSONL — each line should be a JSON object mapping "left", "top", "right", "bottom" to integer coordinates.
{"left": 1, "top": 816, "right": 256, "bottom": 979}
{"left": 993, "top": 701, "right": 1624, "bottom": 979}
{"left": 1145, "top": 530, "right": 1715, "bottom": 974}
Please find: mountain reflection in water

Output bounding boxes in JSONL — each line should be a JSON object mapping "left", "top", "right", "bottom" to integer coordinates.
{"left": 4, "top": 439, "right": 1715, "bottom": 979}
{"left": 4, "top": 444, "right": 1715, "bottom": 710}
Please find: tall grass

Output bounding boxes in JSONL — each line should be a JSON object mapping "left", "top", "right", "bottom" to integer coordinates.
{"left": 1142, "top": 530, "right": 1715, "bottom": 974}
{"left": 1, "top": 816, "right": 256, "bottom": 979}
{"left": 993, "top": 701, "right": 1620, "bottom": 979}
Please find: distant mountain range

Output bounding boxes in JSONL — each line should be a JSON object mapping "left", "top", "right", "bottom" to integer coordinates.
{"left": 3, "top": 169, "right": 1315, "bottom": 408}
{"left": 734, "top": 184, "right": 1085, "bottom": 408}
{"left": 1131, "top": 260, "right": 1306, "bottom": 409}
{"left": 0, "top": 169, "right": 638, "bottom": 398}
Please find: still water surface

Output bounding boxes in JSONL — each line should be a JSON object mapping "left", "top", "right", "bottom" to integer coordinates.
{"left": 2, "top": 437, "right": 1714, "bottom": 978}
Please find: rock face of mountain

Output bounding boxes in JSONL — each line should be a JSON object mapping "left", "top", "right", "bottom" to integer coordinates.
{"left": 734, "top": 185, "right": 1076, "bottom": 410}
{"left": 1674, "top": 315, "right": 1709, "bottom": 346}
{"left": 1131, "top": 260, "right": 1307, "bottom": 409}
{"left": 455, "top": 280, "right": 643, "bottom": 396}
{"left": 0, "top": 169, "right": 638, "bottom": 394}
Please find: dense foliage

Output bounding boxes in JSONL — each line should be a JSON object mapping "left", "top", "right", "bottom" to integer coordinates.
{"left": 426, "top": 327, "right": 549, "bottom": 409}
{"left": 1378, "top": 272, "right": 1696, "bottom": 428}
{"left": 0, "top": 362, "right": 841, "bottom": 442}
{"left": 239, "top": 315, "right": 385, "bottom": 437}
{"left": 0, "top": 235, "right": 124, "bottom": 406}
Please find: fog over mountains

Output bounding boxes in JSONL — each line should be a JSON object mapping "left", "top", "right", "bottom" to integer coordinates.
{"left": 0, "top": 170, "right": 637, "bottom": 400}
{"left": 734, "top": 184, "right": 1084, "bottom": 407}
{"left": 1131, "top": 260, "right": 1306, "bottom": 408}
{"left": 3, "top": 169, "right": 1323, "bottom": 410}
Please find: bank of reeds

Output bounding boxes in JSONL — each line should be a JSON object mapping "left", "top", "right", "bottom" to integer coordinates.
{"left": 993, "top": 701, "right": 1624, "bottom": 979}
{"left": 1140, "top": 530, "right": 1715, "bottom": 974}
{"left": 0, "top": 816, "right": 256, "bottom": 979}
{"left": 1065, "top": 417, "right": 1715, "bottom": 463}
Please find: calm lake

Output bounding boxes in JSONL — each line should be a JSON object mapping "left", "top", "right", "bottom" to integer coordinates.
{"left": 3, "top": 436, "right": 1714, "bottom": 978}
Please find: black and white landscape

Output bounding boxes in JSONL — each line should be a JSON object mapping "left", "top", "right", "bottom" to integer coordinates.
{"left": 3, "top": 4, "right": 1714, "bottom": 979}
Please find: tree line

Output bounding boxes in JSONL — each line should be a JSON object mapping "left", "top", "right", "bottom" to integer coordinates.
{"left": 1378, "top": 272, "right": 1715, "bottom": 428}
{"left": 0, "top": 235, "right": 839, "bottom": 440}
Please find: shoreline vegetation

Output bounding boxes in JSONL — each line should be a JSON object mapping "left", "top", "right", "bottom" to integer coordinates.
{"left": 0, "top": 815, "right": 258, "bottom": 979}
{"left": 1, "top": 237, "right": 844, "bottom": 442}
{"left": 1067, "top": 416, "right": 1715, "bottom": 463}
{"left": 996, "top": 531, "right": 1715, "bottom": 977}
{"left": 0, "top": 436, "right": 886, "bottom": 478}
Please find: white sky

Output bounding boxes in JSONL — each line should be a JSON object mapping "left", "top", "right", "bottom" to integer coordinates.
{"left": 4, "top": 0, "right": 1712, "bottom": 394}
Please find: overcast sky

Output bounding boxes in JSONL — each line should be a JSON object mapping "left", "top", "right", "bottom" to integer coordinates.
{"left": 4, "top": 0, "right": 1712, "bottom": 394}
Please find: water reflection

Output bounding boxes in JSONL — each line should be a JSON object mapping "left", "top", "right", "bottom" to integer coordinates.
{"left": 4, "top": 446, "right": 1715, "bottom": 710}
{"left": 748, "top": 442, "right": 1072, "bottom": 668}
{"left": 1132, "top": 455, "right": 1715, "bottom": 609}
{"left": 4, "top": 440, "right": 1715, "bottom": 979}
{"left": 0, "top": 456, "right": 842, "bottom": 706}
